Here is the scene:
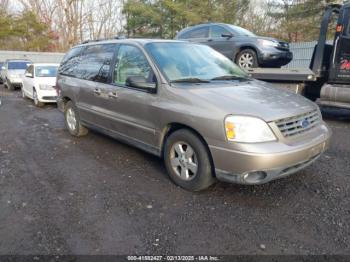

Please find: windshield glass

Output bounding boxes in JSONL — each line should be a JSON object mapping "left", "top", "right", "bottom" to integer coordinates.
{"left": 8, "top": 61, "right": 31, "bottom": 70}
{"left": 145, "top": 42, "right": 248, "bottom": 82}
{"left": 228, "top": 25, "right": 256, "bottom": 37}
{"left": 35, "top": 66, "right": 58, "bottom": 77}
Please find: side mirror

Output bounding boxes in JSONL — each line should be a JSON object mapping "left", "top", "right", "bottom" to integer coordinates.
{"left": 25, "top": 72, "right": 33, "bottom": 78}
{"left": 126, "top": 76, "right": 156, "bottom": 92}
{"left": 222, "top": 33, "right": 233, "bottom": 38}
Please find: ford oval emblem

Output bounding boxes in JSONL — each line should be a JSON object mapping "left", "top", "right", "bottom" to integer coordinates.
{"left": 300, "top": 119, "right": 310, "bottom": 128}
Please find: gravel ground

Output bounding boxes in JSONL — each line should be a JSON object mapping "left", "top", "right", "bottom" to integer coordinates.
{"left": 0, "top": 85, "right": 349, "bottom": 256}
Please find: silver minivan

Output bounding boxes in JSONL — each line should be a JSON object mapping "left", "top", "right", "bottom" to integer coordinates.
{"left": 57, "top": 39, "right": 331, "bottom": 191}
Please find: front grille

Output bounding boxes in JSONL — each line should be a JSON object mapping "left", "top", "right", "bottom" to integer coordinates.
{"left": 42, "top": 96, "right": 57, "bottom": 101}
{"left": 275, "top": 109, "right": 321, "bottom": 138}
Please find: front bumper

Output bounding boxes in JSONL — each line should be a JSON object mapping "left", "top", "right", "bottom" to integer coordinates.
{"left": 8, "top": 78, "right": 22, "bottom": 87}
{"left": 258, "top": 50, "right": 293, "bottom": 67}
{"left": 37, "top": 89, "right": 57, "bottom": 103}
{"left": 210, "top": 123, "right": 331, "bottom": 185}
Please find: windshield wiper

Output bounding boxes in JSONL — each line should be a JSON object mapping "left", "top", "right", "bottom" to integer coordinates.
{"left": 211, "top": 75, "right": 248, "bottom": 81}
{"left": 171, "top": 77, "right": 210, "bottom": 83}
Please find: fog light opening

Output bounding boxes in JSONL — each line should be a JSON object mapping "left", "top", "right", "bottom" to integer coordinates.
{"left": 243, "top": 171, "right": 267, "bottom": 184}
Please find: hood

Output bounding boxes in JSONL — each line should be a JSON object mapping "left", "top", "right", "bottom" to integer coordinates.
{"left": 254, "top": 36, "right": 290, "bottom": 49}
{"left": 180, "top": 80, "right": 317, "bottom": 122}
{"left": 35, "top": 77, "right": 56, "bottom": 86}
{"left": 8, "top": 69, "right": 26, "bottom": 75}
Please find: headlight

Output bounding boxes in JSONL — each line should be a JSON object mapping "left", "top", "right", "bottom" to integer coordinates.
{"left": 259, "top": 39, "right": 279, "bottom": 48}
{"left": 225, "top": 115, "right": 277, "bottom": 143}
{"left": 39, "top": 84, "right": 53, "bottom": 90}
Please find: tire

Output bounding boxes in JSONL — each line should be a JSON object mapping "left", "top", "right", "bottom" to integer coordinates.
{"left": 33, "top": 89, "right": 44, "bottom": 107}
{"left": 164, "top": 129, "right": 215, "bottom": 191}
{"left": 64, "top": 101, "right": 88, "bottom": 137}
{"left": 21, "top": 87, "right": 27, "bottom": 99}
{"left": 6, "top": 80, "right": 14, "bottom": 91}
{"left": 236, "top": 49, "right": 258, "bottom": 69}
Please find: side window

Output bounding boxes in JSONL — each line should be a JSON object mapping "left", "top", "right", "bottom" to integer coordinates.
{"left": 27, "top": 65, "right": 34, "bottom": 76}
{"left": 113, "top": 45, "right": 155, "bottom": 86}
{"left": 188, "top": 26, "right": 209, "bottom": 39}
{"left": 75, "top": 44, "right": 117, "bottom": 83}
{"left": 179, "top": 27, "right": 209, "bottom": 39}
{"left": 211, "top": 25, "right": 231, "bottom": 38}
{"left": 58, "top": 47, "right": 84, "bottom": 77}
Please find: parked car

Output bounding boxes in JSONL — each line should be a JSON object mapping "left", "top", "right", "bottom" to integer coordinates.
{"left": 57, "top": 39, "right": 330, "bottom": 191}
{"left": 21, "top": 63, "right": 59, "bottom": 107}
{"left": 176, "top": 23, "right": 293, "bottom": 69}
{"left": 1, "top": 59, "right": 32, "bottom": 90}
{"left": 0, "top": 62, "right": 4, "bottom": 83}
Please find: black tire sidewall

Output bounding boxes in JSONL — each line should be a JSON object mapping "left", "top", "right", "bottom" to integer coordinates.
{"left": 236, "top": 49, "right": 258, "bottom": 68}
{"left": 164, "top": 129, "right": 215, "bottom": 191}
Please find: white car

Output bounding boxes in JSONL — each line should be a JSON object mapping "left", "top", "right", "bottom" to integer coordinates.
{"left": 21, "top": 63, "right": 59, "bottom": 107}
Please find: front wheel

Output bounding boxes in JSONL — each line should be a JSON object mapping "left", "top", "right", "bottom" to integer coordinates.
{"left": 64, "top": 101, "right": 88, "bottom": 137}
{"left": 164, "top": 129, "right": 215, "bottom": 191}
{"left": 6, "top": 80, "right": 14, "bottom": 91}
{"left": 236, "top": 49, "right": 258, "bottom": 69}
{"left": 33, "top": 89, "right": 44, "bottom": 107}
{"left": 21, "top": 88, "right": 27, "bottom": 99}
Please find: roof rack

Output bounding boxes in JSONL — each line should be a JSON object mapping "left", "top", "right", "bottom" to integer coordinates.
{"left": 81, "top": 35, "right": 127, "bottom": 44}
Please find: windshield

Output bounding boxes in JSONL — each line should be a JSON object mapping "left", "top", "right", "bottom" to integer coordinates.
{"left": 8, "top": 61, "right": 31, "bottom": 70}
{"left": 35, "top": 66, "right": 58, "bottom": 77}
{"left": 145, "top": 42, "right": 248, "bottom": 82}
{"left": 228, "top": 25, "right": 256, "bottom": 37}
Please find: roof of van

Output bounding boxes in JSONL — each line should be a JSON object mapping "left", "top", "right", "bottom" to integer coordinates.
{"left": 76, "top": 38, "right": 186, "bottom": 47}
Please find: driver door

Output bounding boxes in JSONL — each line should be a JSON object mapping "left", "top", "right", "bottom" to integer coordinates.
{"left": 329, "top": 6, "right": 350, "bottom": 84}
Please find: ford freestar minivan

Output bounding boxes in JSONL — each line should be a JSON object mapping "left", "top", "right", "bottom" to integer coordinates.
{"left": 56, "top": 39, "right": 331, "bottom": 191}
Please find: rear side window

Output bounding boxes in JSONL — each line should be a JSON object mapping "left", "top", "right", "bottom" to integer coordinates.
{"left": 58, "top": 47, "right": 84, "bottom": 77}
{"left": 210, "top": 25, "right": 231, "bottom": 38}
{"left": 179, "top": 26, "right": 209, "bottom": 39}
{"left": 75, "top": 44, "right": 117, "bottom": 83}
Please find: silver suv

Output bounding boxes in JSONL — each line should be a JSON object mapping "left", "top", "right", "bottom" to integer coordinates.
{"left": 57, "top": 39, "right": 331, "bottom": 191}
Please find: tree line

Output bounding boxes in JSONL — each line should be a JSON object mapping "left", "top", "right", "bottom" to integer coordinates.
{"left": 0, "top": 0, "right": 337, "bottom": 52}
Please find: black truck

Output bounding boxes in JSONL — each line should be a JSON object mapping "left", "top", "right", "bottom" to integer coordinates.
{"left": 247, "top": 2, "right": 350, "bottom": 110}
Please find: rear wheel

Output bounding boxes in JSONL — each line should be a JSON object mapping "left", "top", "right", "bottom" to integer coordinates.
{"left": 164, "top": 129, "right": 215, "bottom": 191}
{"left": 236, "top": 49, "right": 258, "bottom": 69}
{"left": 64, "top": 101, "right": 88, "bottom": 137}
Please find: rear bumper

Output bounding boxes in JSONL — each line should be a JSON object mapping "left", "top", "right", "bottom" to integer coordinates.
{"left": 210, "top": 123, "right": 331, "bottom": 185}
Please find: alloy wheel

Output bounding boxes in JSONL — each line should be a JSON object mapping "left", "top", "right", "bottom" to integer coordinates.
{"left": 66, "top": 107, "right": 77, "bottom": 131}
{"left": 170, "top": 142, "right": 198, "bottom": 181}
{"left": 238, "top": 52, "right": 254, "bottom": 69}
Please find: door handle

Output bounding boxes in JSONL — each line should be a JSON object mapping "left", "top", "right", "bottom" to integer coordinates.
{"left": 108, "top": 91, "right": 118, "bottom": 99}
{"left": 93, "top": 88, "right": 101, "bottom": 95}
